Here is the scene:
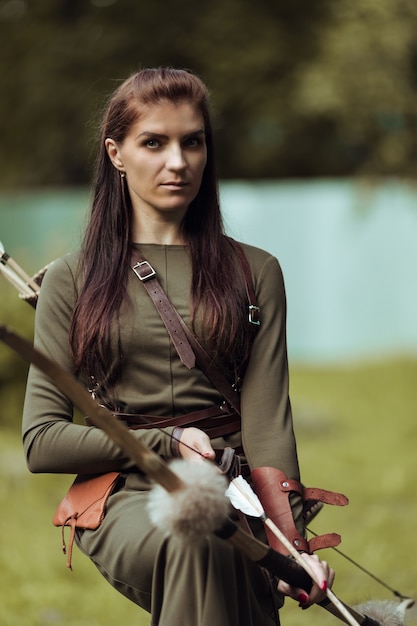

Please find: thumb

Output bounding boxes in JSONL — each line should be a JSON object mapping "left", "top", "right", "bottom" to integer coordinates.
{"left": 194, "top": 436, "right": 215, "bottom": 461}
{"left": 179, "top": 427, "right": 215, "bottom": 461}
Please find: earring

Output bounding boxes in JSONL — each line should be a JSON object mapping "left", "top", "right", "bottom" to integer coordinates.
{"left": 120, "top": 171, "right": 126, "bottom": 178}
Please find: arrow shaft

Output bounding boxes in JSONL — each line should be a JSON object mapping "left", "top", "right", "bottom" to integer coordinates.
{"left": 6, "top": 255, "right": 39, "bottom": 291}
{"left": 0, "top": 263, "right": 34, "bottom": 297}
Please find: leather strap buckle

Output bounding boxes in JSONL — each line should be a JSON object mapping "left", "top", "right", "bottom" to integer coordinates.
{"left": 132, "top": 260, "right": 156, "bottom": 282}
{"left": 248, "top": 304, "right": 260, "bottom": 325}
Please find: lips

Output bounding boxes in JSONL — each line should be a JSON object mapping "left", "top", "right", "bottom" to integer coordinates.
{"left": 160, "top": 182, "right": 190, "bottom": 193}
{"left": 162, "top": 181, "right": 188, "bottom": 187}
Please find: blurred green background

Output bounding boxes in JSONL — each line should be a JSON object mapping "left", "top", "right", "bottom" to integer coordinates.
{"left": 2, "top": 0, "right": 417, "bottom": 186}
{"left": 1, "top": 1, "right": 417, "bottom": 625}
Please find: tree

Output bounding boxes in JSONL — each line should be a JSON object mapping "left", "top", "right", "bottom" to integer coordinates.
{"left": 1, "top": 0, "right": 417, "bottom": 186}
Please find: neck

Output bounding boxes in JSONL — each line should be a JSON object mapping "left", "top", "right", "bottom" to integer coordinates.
{"left": 133, "top": 233, "right": 185, "bottom": 245}
{"left": 132, "top": 212, "right": 186, "bottom": 245}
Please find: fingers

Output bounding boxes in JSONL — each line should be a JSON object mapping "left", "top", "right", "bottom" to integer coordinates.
{"left": 277, "top": 553, "right": 335, "bottom": 609}
{"left": 177, "top": 427, "right": 215, "bottom": 461}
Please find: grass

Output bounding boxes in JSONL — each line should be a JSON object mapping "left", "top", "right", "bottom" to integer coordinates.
{"left": 1, "top": 357, "right": 417, "bottom": 625}
{"left": 281, "top": 356, "right": 417, "bottom": 626}
{"left": 0, "top": 430, "right": 143, "bottom": 626}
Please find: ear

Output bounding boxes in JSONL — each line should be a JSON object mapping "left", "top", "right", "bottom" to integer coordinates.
{"left": 105, "top": 138, "right": 124, "bottom": 171}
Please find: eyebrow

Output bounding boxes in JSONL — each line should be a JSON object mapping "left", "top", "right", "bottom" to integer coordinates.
{"left": 136, "top": 129, "right": 206, "bottom": 141}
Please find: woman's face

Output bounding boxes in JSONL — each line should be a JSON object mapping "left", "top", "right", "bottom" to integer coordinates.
{"left": 106, "top": 100, "right": 207, "bottom": 224}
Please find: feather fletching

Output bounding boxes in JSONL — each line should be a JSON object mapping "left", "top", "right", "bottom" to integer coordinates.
{"left": 225, "top": 476, "right": 265, "bottom": 518}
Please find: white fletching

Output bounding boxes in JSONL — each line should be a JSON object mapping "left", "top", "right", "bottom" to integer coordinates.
{"left": 0, "top": 240, "right": 4, "bottom": 254}
{"left": 225, "top": 475, "right": 265, "bottom": 518}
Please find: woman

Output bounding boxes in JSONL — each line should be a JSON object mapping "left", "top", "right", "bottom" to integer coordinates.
{"left": 22, "top": 67, "right": 334, "bottom": 626}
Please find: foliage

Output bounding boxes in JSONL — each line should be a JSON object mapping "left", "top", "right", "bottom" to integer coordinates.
{"left": 1, "top": 0, "right": 417, "bottom": 185}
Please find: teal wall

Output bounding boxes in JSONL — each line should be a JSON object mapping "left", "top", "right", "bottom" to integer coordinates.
{"left": 221, "top": 179, "right": 417, "bottom": 362}
{"left": 1, "top": 180, "right": 417, "bottom": 363}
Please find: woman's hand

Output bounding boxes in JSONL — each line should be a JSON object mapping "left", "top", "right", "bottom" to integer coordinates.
{"left": 177, "top": 427, "right": 215, "bottom": 462}
{"left": 277, "top": 553, "right": 335, "bottom": 609}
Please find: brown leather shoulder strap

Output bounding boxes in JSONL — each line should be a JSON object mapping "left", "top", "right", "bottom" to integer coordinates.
{"left": 175, "top": 313, "right": 241, "bottom": 414}
{"left": 131, "top": 248, "right": 241, "bottom": 414}
{"left": 131, "top": 250, "right": 195, "bottom": 369}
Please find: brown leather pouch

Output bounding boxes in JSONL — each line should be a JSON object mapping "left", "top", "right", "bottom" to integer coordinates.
{"left": 53, "top": 471, "right": 121, "bottom": 569}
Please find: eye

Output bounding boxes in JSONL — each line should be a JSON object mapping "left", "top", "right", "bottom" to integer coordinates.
{"left": 145, "top": 138, "right": 160, "bottom": 149}
{"left": 184, "top": 136, "right": 204, "bottom": 148}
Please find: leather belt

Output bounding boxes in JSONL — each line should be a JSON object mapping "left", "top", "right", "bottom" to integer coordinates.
{"left": 85, "top": 404, "right": 248, "bottom": 475}
{"left": 115, "top": 405, "right": 240, "bottom": 439}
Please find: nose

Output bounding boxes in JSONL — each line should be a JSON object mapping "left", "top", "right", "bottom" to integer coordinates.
{"left": 166, "top": 144, "right": 187, "bottom": 171}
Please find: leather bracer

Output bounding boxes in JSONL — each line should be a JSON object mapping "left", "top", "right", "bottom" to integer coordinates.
{"left": 251, "top": 466, "right": 348, "bottom": 555}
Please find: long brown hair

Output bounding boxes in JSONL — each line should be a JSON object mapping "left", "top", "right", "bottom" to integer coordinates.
{"left": 70, "top": 68, "right": 254, "bottom": 386}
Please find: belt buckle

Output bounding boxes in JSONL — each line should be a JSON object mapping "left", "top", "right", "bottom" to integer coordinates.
{"left": 132, "top": 260, "right": 156, "bottom": 281}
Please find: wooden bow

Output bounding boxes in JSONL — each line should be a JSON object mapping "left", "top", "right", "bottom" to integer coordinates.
{"left": 0, "top": 324, "right": 381, "bottom": 626}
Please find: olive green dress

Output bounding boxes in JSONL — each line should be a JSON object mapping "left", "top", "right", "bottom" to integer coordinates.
{"left": 22, "top": 242, "right": 302, "bottom": 626}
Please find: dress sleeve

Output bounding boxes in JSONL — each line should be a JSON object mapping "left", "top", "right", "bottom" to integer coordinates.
{"left": 240, "top": 254, "right": 300, "bottom": 481}
{"left": 22, "top": 256, "right": 174, "bottom": 475}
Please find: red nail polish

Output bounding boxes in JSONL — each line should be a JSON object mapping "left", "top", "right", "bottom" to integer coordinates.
{"left": 298, "top": 593, "right": 308, "bottom": 605}
{"left": 321, "top": 581, "right": 327, "bottom": 592}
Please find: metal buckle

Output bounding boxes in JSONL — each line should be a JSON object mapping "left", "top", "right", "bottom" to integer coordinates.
{"left": 132, "top": 260, "right": 156, "bottom": 281}
{"left": 248, "top": 304, "right": 260, "bottom": 326}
